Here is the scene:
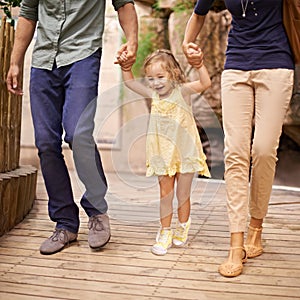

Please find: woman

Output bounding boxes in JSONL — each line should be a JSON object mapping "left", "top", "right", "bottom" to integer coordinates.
{"left": 183, "top": 0, "right": 294, "bottom": 277}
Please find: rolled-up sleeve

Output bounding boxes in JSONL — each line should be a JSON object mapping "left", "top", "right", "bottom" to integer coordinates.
{"left": 194, "top": 0, "right": 215, "bottom": 15}
{"left": 19, "top": 0, "right": 39, "bottom": 21}
{"left": 112, "top": 0, "right": 134, "bottom": 11}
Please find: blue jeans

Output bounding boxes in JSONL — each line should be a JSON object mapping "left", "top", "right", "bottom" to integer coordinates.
{"left": 30, "top": 49, "right": 108, "bottom": 233}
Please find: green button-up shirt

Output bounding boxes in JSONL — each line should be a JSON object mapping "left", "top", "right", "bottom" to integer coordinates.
{"left": 20, "top": 0, "right": 134, "bottom": 70}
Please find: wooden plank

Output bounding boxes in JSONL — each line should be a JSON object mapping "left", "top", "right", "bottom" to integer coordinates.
{"left": 1, "top": 233, "right": 300, "bottom": 266}
{"left": 0, "top": 282, "right": 156, "bottom": 300}
{"left": 11, "top": 218, "right": 300, "bottom": 238}
{"left": 0, "top": 173, "right": 300, "bottom": 300}
{"left": 1, "top": 271, "right": 299, "bottom": 300}
{"left": 0, "top": 292, "right": 46, "bottom": 300}
{"left": 3, "top": 283, "right": 286, "bottom": 300}
{"left": 1, "top": 239, "right": 300, "bottom": 275}
{"left": 2, "top": 229, "right": 300, "bottom": 258}
{"left": 3, "top": 255, "right": 299, "bottom": 286}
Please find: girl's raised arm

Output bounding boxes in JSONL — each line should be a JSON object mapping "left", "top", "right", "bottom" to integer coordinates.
{"left": 121, "top": 69, "right": 152, "bottom": 99}
{"left": 183, "top": 64, "right": 211, "bottom": 95}
{"left": 115, "top": 50, "right": 152, "bottom": 98}
{"left": 181, "top": 46, "right": 211, "bottom": 96}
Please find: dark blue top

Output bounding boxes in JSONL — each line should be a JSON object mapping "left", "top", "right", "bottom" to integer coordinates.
{"left": 194, "top": 0, "right": 294, "bottom": 70}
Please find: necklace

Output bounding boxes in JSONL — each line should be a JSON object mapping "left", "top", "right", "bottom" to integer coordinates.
{"left": 241, "top": 0, "right": 249, "bottom": 17}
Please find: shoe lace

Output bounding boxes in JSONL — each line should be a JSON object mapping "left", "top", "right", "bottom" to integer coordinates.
{"left": 89, "top": 216, "right": 104, "bottom": 231}
{"left": 174, "top": 223, "right": 186, "bottom": 238}
{"left": 51, "top": 229, "right": 68, "bottom": 243}
{"left": 156, "top": 229, "right": 171, "bottom": 244}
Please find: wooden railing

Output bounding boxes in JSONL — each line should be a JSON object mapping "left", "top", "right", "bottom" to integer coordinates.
{"left": 0, "top": 16, "right": 37, "bottom": 237}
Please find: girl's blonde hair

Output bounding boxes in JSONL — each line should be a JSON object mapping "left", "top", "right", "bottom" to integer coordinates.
{"left": 143, "top": 49, "right": 186, "bottom": 84}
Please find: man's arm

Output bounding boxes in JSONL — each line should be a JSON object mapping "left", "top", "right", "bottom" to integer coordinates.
{"left": 116, "top": 3, "right": 138, "bottom": 71}
{"left": 6, "top": 17, "right": 36, "bottom": 95}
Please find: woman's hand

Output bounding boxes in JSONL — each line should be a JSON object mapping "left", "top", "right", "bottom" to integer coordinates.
{"left": 182, "top": 42, "right": 204, "bottom": 69}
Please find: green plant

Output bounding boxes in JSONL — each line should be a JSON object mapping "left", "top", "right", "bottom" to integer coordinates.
{"left": 132, "top": 32, "right": 156, "bottom": 77}
{"left": 173, "top": 0, "right": 195, "bottom": 13}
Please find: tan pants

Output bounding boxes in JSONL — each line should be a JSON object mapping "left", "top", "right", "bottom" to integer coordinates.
{"left": 221, "top": 69, "right": 294, "bottom": 233}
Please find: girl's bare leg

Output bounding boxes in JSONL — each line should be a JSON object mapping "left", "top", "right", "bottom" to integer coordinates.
{"left": 175, "top": 173, "right": 194, "bottom": 223}
{"left": 158, "top": 175, "right": 175, "bottom": 228}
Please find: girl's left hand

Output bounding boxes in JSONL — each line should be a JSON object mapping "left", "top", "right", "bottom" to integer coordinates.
{"left": 115, "top": 42, "right": 136, "bottom": 71}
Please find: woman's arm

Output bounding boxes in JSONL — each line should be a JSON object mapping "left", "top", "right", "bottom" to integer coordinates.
{"left": 183, "top": 12, "right": 206, "bottom": 46}
{"left": 182, "top": 13, "right": 206, "bottom": 68}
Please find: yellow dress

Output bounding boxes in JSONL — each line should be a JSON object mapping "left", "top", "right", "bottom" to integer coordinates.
{"left": 146, "top": 87, "right": 211, "bottom": 177}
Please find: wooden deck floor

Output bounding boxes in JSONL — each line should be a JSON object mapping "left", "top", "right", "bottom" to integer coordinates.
{"left": 0, "top": 170, "right": 300, "bottom": 300}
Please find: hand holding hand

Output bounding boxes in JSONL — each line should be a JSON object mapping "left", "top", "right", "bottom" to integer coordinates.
{"left": 114, "top": 42, "right": 137, "bottom": 71}
{"left": 182, "top": 42, "right": 204, "bottom": 69}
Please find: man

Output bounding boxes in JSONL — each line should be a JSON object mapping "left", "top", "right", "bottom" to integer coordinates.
{"left": 7, "top": 0, "right": 138, "bottom": 255}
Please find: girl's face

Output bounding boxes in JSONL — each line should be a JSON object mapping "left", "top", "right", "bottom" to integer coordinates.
{"left": 145, "top": 63, "right": 173, "bottom": 99}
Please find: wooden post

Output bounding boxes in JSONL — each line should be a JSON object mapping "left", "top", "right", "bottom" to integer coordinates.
{"left": 7, "top": 172, "right": 19, "bottom": 229}
{"left": 3, "top": 19, "right": 11, "bottom": 172}
{"left": 0, "top": 17, "right": 21, "bottom": 172}
{"left": 12, "top": 168, "right": 26, "bottom": 224}
{"left": 9, "top": 25, "right": 17, "bottom": 170}
{"left": 0, "top": 17, "right": 7, "bottom": 172}
{"left": 0, "top": 173, "right": 11, "bottom": 234}
{"left": 0, "top": 177, "right": 3, "bottom": 236}
{"left": 0, "top": 17, "right": 38, "bottom": 236}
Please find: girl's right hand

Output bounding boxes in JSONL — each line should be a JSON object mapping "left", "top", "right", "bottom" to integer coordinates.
{"left": 114, "top": 47, "right": 128, "bottom": 67}
{"left": 183, "top": 43, "right": 204, "bottom": 69}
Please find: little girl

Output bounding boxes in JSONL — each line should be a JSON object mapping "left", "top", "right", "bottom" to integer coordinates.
{"left": 116, "top": 49, "right": 211, "bottom": 255}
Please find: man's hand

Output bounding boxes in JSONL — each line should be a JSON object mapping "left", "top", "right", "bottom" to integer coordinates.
{"left": 182, "top": 42, "right": 204, "bottom": 69}
{"left": 6, "top": 16, "right": 37, "bottom": 95}
{"left": 6, "top": 64, "right": 23, "bottom": 95}
{"left": 115, "top": 42, "right": 137, "bottom": 71}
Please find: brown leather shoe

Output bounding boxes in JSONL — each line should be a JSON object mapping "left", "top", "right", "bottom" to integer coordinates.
{"left": 88, "top": 213, "right": 111, "bottom": 249}
{"left": 40, "top": 228, "right": 78, "bottom": 255}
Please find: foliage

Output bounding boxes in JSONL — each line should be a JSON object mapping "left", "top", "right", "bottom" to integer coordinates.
{"left": 173, "top": 0, "right": 195, "bottom": 13}
{"left": 0, "top": 0, "right": 21, "bottom": 21}
{"left": 152, "top": 1, "right": 162, "bottom": 13}
{"left": 132, "top": 32, "right": 156, "bottom": 77}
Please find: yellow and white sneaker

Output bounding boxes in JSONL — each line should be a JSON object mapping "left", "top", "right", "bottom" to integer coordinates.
{"left": 151, "top": 228, "right": 173, "bottom": 255}
{"left": 172, "top": 217, "right": 191, "bottom": 247}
